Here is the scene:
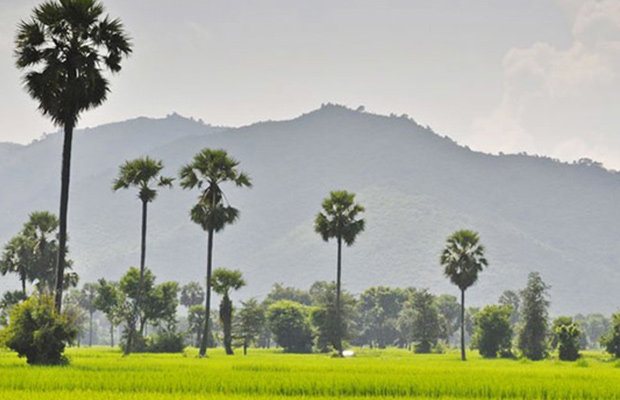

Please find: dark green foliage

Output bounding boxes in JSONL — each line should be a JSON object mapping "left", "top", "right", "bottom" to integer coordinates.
{"left": 267, "top": 300, "right": 314, "bottom": 353}
{"left": 180, "top": 282, "right": 205, "bottom": 309}
{"left": 234, "top": 299, "right": 266, "bottom": 355}
{"left": 264, "top": 283, "right": 312, "bottom": 307}
{"left": 2, "top": 294, "right": 78, "bottom": 365}
{"left": 309, "top": 281, "right": 357, "bottom": 353}
{"left": 356, "top": 286, "right": 406, "bottom": 348}
{"left": 601, "top": 313, "right": 620, "bottom": 358}
{"left": 15, "top": 0, "right": 132, "bottom": 311}
{"left": 93, "top": 279, "right": 123, "bottom": 347}
{"left": 398, "top": 289, "right": 442, "bottom": 353}
{"left": 498, "top": 290, "right": 521, "bottom": 326}
{"left": 435, "top": 294, "right": 460, "bottom": 344}
{"left": 554, "top": 318, "right": 581, "bottom": 361}
{"left": 472, "top": 305, "right": 513, "bottom": 358}
{"left": 440, "top": 229, "right": 488, "bottom": 361}
{"left": 188, "top": 305, "right": 206, "bottom": 347}
{"left": 146, "top": 330, "right": 185, "bottom": 353}
{"left": 551, "top": 316, "right": 574, "bottom": 350}
{"left": 518, "top": 272, "right": 550, "bottom": 360}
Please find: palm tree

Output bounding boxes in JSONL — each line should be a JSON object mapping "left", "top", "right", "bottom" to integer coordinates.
{"left": 113, "top": 156, "right": 173, "bottom": 354}
{"left": 440, "top": 229, "right": 488, "bottom": 361}
{"left": 15, "top": 0, "right": 132, "bottom": 312}
{"left": 0, "top": 235, "right": 33, "bottom": 296}
{"left": 314, "top": 190, "right": 365, "bottom": 356}
{"left": 179, "top": 149, "right": 251, "bottom": 357}
{"left": 212, "top": 268, "right": 246, "bottom": 355}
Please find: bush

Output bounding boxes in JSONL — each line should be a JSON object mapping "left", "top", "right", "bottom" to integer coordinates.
{"left": 267, "top": 300, "right": 314, "bottom": 353}
{"left": 472, "top": 305, "right": 513, "bottom": 358}
{"left": 120, "top": 329, "right": 148, "bottom": 353}
{"left": 601, "top": 313, "right": 620, "bottom": 358}
{"left": 147, "top": 331, "right": 185, "bottom": 353}
{"left": 554, "top": 320, "right": 581, "bottom": 361}
{"left": 1, "top": 294, "right": 78, "bottom": 365}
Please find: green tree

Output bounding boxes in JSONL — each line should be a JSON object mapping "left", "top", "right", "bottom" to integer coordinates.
{"left": 93, "top": 279, "right": 123, "bottom": 347}
{"left": 398, "top": 289, "right": 442, "bottom": 353}
{"left": 435, "top": 294, "right": 460, "bottom": 345}
{"left": 551, "top": 316, "right": 574, "bottom": 350}
{"left": 0, "top": 290, "right": 28, "bottom": 326}
{"left": 498, "top": 290, "right": 520, "bottom": 327}
{"left": 440, "top": 229, "right": 488, "bottom": 361}
{"left": 0, "top": 235, "right": 33, "bottom": 295}
{"left": 553, "top": 317, "right": 581, "bottom": 361}
{"left": 267, "top": 300, "right": 314, "bottom": 353}
{"left": 3, "top": 294, "right": 78, "bottom": 364}
{"left": 314, "top": 190, "right": 365, "bottom": 356}
{"left": 263, "top": 283, "right": 312, "bottom": 307}
{"left": 517, "top": 272, "right": 550, "bottom": 360}
{"left": 212, "top": 269, "right": 246, "bottom": 355}
{"left": 472, "top": 305, "right": 513, "bottom": 358}
{"left": 180, "top": 282, "right": 205, "bottom": 309}
{"left": 309, "top": 281, "right": 357, "bottom": 353}
{"left": 113, "top": 156, "right": 173, "bottom": 354}
{"left": 188, "top": 305, "right": 206, "bottom": 347}
{"left": 234, "top": 298, "right": 266, "bottom": 355}
{"left": 179, "top": 149, "right": 251, "bottom": 357}
{"left": 79, "top": 283, "right": 97, "bottom": 346}
{"left": 356, "top": 286, "right": 406, "bottom": 348}
{"left": 15, "top": 0, "right": 132, "bottom": 311}
{"left": 601, "top": 312, "right": 620, "bottom": 358}
{"left": 119, "top": 266, "right": 155, "bottom": 335}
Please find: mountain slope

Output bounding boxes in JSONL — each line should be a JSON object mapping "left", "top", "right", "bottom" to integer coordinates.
{"left": 0, "top": 105, "right": 618, "bottom": 314}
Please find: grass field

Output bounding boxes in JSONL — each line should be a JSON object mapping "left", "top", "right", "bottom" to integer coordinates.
{"left": 0, "top": 347, "right": 619, "bottom": 399}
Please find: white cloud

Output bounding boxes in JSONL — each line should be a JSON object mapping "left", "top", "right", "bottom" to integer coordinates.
{"left": 472, "top": 0, "right": 620, "bottom": 169}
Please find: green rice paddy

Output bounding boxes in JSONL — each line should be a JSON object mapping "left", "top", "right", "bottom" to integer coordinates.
{"left": 0, "top": 347, "right": 618, "bottom": 399}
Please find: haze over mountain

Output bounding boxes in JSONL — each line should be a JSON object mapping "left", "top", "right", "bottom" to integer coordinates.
{"left": 1, "top": 104, "right": 618, "bottom": 315}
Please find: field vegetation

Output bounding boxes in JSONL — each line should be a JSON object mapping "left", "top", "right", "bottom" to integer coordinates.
{"left": 0, "top": 347, "right": 618, "bottom": 400}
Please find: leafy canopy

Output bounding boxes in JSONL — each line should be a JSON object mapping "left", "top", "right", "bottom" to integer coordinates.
{"left": 314, "top": 190, "right": 365, "bottom": 245}
{"left": 440, "top": 230, "right": 488, "bottom": 291}
{"left": 113, "top": 156, "right": 173, "bottom": 203}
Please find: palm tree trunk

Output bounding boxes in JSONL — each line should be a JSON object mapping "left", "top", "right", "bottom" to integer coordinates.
{"left": 199, "top": 228, "right": 214, "bottom": 357}
{"left": 54, "top": 123, "right": 73, "bottom": 313}
{"left": 125, "top": 200, "right": 148, "bottom": 355}
{"left": 21, "top": 276, "right": 26, "bottom": 297}
{"left": 460, "top": 288, "right": 466, "bottom": 361}
{"left": 336, "top": 235, "right": 343, "bottom": 357}
{"left": 222, "top": 294, "right": 233, "bottom": 355}
{"left": 110, "top": 322, "right": 114, "bottom": 347}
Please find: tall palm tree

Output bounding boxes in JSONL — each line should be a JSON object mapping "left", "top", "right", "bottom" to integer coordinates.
{"left": 15, "top": 0, "right": 132, "bottom": 312}
{"left": 212, "top": 268, "right": 246, "bottom": 355}
{"left": 314, "top": 190, "right": 365, "bottom": 356}
{"left": 113, "top": 156, "right": 173, "bottom": 355}
{"left": 179, "top": 149, "right": 251, "bottom": 357}
{"left": 0, "top": 236, "right": 33, "bottom": 296}
{"left": 440, "top": 229, "right": 488, "bottom": 361}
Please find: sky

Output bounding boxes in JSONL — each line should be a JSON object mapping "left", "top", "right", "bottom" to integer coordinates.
{"left": 1, "top": 0, "right": 619, "bottom": 168}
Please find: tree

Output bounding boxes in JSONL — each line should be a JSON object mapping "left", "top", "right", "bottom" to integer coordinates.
{"left": 113, "top": 156, "right": 173, "bottom": 354}
{"left": 188, "top": 305, "right": 206, "bottom": 347}
{"left": 498, "top": 290, "right": 520, "bottom": 327}
{"left": 309, "top": 281, "right": 357, "bottom": 353}
{"left": 551, "top": 316, "right": 574, "bottom": 350}
{"left": 553, "top": 317, "right": 581, "bottom": 361}
{"left": 179, "top": 149, "right": 251, "bottom": 357}
{"left": 15, "top": 0, "right": 132, "bottom": 312}
{"left": 314, "top": 190, "right": 365, "bottom": 356}
{"left": 93, "top": 279, "right": 122, "bottom": 347}
{"left": 435, "top": 294, "right": 460, "bottom": 345}
{"left": 356, "top": 286, "right": 406, "bottom": 348}
{"left": 234, "top": 299, "right": 266, "bottom": 355}
{"left": 212, "top": 269, "right": 245, "bottom": 355}
{"left": 0, "top": 212, "right": 77, "bottom": 295}
{"left": 79, "top": 283, "right": 97, "bottom": 346}
{"left": 440, "top": 229, "right": 488, "bottom": 361}
{"left": 601, "top": 312, "right": 620, "bottom": 358}
{"left": 180, "top": 282, "right": 205, "bottom": 309}
{"left": 263, "top": 283, "right": 312, "bottom": 307}
{"left": 267, "top": 300, "right": 313, "bottom": 353}
{"left": 119, "top": 266, "right": 155, "bottom": 335}
{"left": 3, "top": 294, "right": 78, "bottom": 365}
{"left": 397, "top": 289, "right": 442, "bottom": 353}
{"left": 517, "top": 272, "right": 550, "bottom": 360}
{"left": 472, "top": 305, "right": 513, "bottom": 358}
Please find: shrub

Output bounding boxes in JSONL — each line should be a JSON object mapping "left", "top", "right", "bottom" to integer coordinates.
{"left": 147, "top": 330, "right": 185, "bottom": 353}
{"left": 1, "top": 294, "right": 78, "bottom": 365}
{"left": 267, "top": 300, "right": 314, "bottom": 353}
{"left": 472, "top": 305, "right": 513, "bottom": 358}
{"left": 601, "top": 313, "right": 620, "bottom": 358}
{"left": 554, "top": 320, "right": 581, "bottom": 361}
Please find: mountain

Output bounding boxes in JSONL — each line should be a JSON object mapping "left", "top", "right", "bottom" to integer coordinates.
{"left": 0, "top": 105, "right": 618, "bottom": 315}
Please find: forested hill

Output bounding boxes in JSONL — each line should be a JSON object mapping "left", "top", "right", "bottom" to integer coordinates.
{"left": 1, "top": 104, "right": 618, "bottom": 314}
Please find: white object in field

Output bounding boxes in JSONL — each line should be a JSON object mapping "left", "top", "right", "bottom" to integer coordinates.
{"left": 342, "top": 350, "right": 355, "bottom": 357}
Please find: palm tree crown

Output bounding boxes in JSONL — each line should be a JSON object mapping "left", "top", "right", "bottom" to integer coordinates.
{"left": 212, "top": 269, "right": 246, "bottom": 297}
{"left": 179, "top": 149, "right": 252, "bottom": 232}
{"left": 440, "top": 229, "right": 488, "bottom": 291}
{"left": 15, "top": 0, "right": 132, "bottom": 128}
{"left": 314, "top": 190, "right": 365, "bottom": 244}
{"left": 113, "top": 157, "right": 174, "bottom": 202}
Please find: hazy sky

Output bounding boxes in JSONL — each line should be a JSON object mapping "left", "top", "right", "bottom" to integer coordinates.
{"left": 1, "top": 1, "right": 619, "bottom": 168}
